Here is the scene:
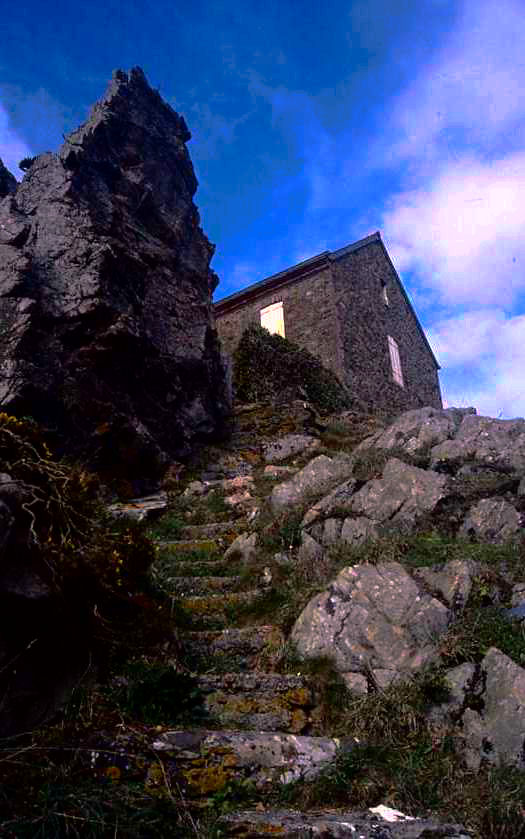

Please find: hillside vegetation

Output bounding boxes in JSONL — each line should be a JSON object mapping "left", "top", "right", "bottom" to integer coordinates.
{"left": 1, "top": 401, "right": 525, "bottom": 837}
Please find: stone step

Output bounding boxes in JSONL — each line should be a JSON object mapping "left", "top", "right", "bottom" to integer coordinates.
{"left": 179, "top": 589, "right": 261, "bottom": 627}
{"left": 107, "top": 491, "right": 168, "bottom": 522}
{"left": 159, "top": 576, "right": 242, "bottom": 596}
{"left": 155, "top": 538, "right": 220, "bottom": 553}
{"left": 216, "top": 808, "right": 471, "bottom": 838}
{"left": 152, "top": 729, "right": 349, "bottom": 795}
{"left": 195, "top": 673, "right": 318, "bottom": 733}
{"left": 178, "top": 521, "right": 241, "bottom": 540}
{"left": 182, "top": 626, "right": 285, "bottom": 672}
{"left": 166, "top": 556, "right": 235, "bottom": 577}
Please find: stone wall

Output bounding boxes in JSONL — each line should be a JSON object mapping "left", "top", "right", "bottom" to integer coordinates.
{"left": 216, "top": 261, "right": 342, "bottom": 379}
{"left": 215, "top": 237, "right": 442, "bottom": 414}
{"left": 331, "top": 241, "right": 442, "bottom": 413}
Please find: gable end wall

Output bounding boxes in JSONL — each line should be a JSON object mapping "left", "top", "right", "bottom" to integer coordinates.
{"left": 331, "top": 241, "right": 442, "bottom": 413}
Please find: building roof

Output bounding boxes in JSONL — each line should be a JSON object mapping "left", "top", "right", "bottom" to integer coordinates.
{"left": 214, "top": 231, "right": 440, "bottom": 369}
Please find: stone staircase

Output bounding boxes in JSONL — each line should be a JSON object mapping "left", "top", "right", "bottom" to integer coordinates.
{"left": 141, "top": 419, "right": 470, "bottom": 838}
{"left": 149, "top": 511, "right": 355, "bottom": 836}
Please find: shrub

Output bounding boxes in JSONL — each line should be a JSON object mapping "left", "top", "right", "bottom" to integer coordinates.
{"left": 233, "top": 324, "right": 350, "bottom": 412}
{"left": 18, "top": 155, "right": 37, "bottom": 171}
{"left": 0, "top": 412, "right": 157, "bottom": 639}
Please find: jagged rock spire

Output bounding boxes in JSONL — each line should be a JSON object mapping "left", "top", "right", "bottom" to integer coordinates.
{"left": 0, "top": 67, "right": 230, "bottom": 484}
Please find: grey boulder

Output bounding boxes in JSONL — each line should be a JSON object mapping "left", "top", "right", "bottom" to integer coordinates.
{"left": 271, "top": 454, "right": 353, "bottom": 512}
{"left": 459, "top": 498, "right": 523, "bottom": 544}
{"left": 354, "top": 406, "right": 460, "bottom": 459}
{"left": 459, "top": 648, "right": 525, "bottom": 770}
{"left": 302, "top": 478, "right": 358, "bottom": 527}
{"left": 348, "top": 458, "right": 447, "bottom": 532}
{"left": 430, "top": 414, "right": 525, "bottom": 475}
{"left": 263, "top": 434, "right": 319, "bottom": 463}
{"left": 291, "top": 561, "right": 451, "bottom": 686}
{"left": 413, "top": 559, "right": 478, "bottom": 610}
{"left": 224, "top": 532, "right": 258, "bottom": 563}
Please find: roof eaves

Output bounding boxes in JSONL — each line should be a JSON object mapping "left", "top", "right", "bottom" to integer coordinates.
{"left": 214, "top": 251, "right": 330, "bottom": 312}
{"left": 214, "top": 232, "right": 385, "bottom": 313}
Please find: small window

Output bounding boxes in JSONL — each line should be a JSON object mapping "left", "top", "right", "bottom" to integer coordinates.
{"left": 382, "top": 281, "right": 389, "bottom": 306}
{"left": 388, "top": 335, "right": 404, "bottom": 387}
{"left": 260, "top": 301, "right": 285, "bottom": 337}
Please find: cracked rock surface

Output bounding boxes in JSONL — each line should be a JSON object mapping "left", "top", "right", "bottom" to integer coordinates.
{"left": 0, "top": 68, "right": 230, "bottom": 483}
{"left": 291, "top": 561, "right": 451, "bottom": 683}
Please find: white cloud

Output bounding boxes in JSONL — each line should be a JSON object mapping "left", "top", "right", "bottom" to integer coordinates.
{"left": 383, "top": 0, "right": 525, "bottom": 166}
{"left": 370, "top": 0, "right": 525, "bottom": 419}
{"left": 382, "top": 152, "right": 525, "bottom": 306}
{"left": 429, "top": 309, "right": 525, "bottom": 419}
{"left": 376, "top": 0, "right": 525, "bottom": 312}
{"left": 0, "top": 104, "right": 31, "bottom": 179}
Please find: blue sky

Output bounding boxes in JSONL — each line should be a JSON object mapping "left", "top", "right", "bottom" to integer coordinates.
{"left": 1, "top": 0, "right": 524, "bottom": 419}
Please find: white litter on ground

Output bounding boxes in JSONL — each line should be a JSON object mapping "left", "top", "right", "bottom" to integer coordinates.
{"left": 369, "top": 804, "right": 415, "bottom": 822}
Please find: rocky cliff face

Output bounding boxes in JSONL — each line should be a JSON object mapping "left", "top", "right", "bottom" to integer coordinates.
{"left": 0, "top": 157, "right": 17, "bottom": 199}
{"left": 0, "top": 67, "right": 230, "bottom": 484}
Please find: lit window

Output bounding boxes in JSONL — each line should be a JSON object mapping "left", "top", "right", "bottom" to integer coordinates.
{"left": 388, "top": 335, "right": 404, "bottom": 387}
{"left": 382, "top": 282, "right": 389, "bottom": 306}
{"left": 260, "top": 301, "right": 285, "bottom": 337}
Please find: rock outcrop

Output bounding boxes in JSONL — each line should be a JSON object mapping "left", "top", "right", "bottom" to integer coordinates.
{"left": 13, "top": 399, "right": 525, "bottom": 833}
{"left": 291, "top": 561, "right": 452, "bottom": 690}
{"left": 0, "top": 67, "right": 230, "bottom": 484}
{"left": 0, "top": 157, "right": 17, "bottom": 199}
{"left": 287, "top": 405, "right": 525, "bottom": 772}
{"left": 303, "top": 406, "right": 525, "bottom": 549}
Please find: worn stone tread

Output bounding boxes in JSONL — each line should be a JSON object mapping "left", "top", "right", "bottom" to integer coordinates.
{"left": 182, "top": 626, "right": 285, "bottom": 672}
{"left": 180, "top": 589, "right": 262, "bottom": 627}
{"left": 158, "top": 576, "right": 242, "bottom": 595}
{"left": 152, "top": 729, "right": 351, "bottom": 791}
{"left": 179, "top": 521, "right": 241, "bottom": 540}
{"left": 164, "top": 557, "right": 236, "bottom": 576}
{"left": 155, "top": 538, "right": 221, "bottom": 552}
{"left": 216, "top": 808, "right": 471, "bottom": 837}
{"left": 195, "top": 673, "right": 317, "bottom": 733}
{"left": 107, "top": 492, "right": 168, "bottom": 522}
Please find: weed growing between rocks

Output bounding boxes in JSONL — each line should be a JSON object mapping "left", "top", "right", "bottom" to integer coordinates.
{"left": 259, "top": 509, "right": 304, "bottom": 552}
{"left": 147, "top": 510, "right": 185, "bottom": 540}
{"left": 277, "top": 670, "right": 525, "bottom": 837}
{"left": 326, "top": 531, "right": 523, "bottom": 574}
{"left": 438, "top": 577, "right": 525, "bottom": 667}
{"left": 110, "top": 661, "right": 206, "bottom": 726}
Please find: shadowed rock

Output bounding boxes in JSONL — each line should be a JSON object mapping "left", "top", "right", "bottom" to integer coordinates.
{"left": 0, "top": 67, "right": 230, "bottom": 484}
{"left": 0, "top": 157, "right": 17, "bottom": 199}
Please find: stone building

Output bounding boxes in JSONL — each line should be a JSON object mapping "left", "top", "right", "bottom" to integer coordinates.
{"left": 214, "top": 231, "right": 442, "bottom": 414}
